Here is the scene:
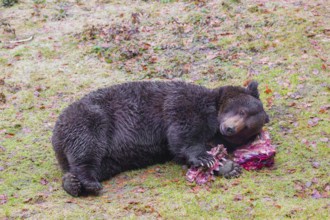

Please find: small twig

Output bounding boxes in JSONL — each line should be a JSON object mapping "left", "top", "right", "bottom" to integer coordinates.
{"left": 8, "top": 35, "right": 34, "bottom": 44}
{"left": 172, "top": 17, "right": 181, "bottom": 24}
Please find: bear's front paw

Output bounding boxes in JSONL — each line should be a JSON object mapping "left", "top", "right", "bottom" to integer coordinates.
{"left": 214, "top": 160, "right": 242, "bottom": 178}
{"left": 189, "top": 153, "right": 216, "bottom": 168}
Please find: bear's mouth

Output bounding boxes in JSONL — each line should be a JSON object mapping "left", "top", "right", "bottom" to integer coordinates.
{"left": 220, "top": 124, "right": 236, "bottom": 137}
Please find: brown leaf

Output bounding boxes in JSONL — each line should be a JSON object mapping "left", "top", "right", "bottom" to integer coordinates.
{"left": 287, "top": 169, "right": 296, "bottom": 174}
{"left": 0, "top": 194, "right": 7, "bottom": 205}
{"left": 141, "top": 65, "right": 147, "bottom": 71}
{"left": 65, "top": 199, "right": 77, "bottom": 203}
{"left": 134, "top": 187, "right": 145, "bottom": 193}
{"left": 207, "top": 51, "right": 220, "bottom": 60}
{"left": 140, "top": 42, "right": 151, "bottom": 50}
{"left": 219, "top": 32, "right": 233, "bottom": 36}
{"left": 264, "top": 85, "right": 272, "bottom": 94}
{"left": 308, "top": 117, "right": 320, "bottom": 127}
{"left": 233, "top": 194, "right": 243, "bottom": 201}
{"left": 0, "top": 93, "right": 6, "bottom": 104}
{"left": 184, "top": 25, "right": 193, "bottom": 33}
{"left": 319, "top": 109, "right": 326, "bottom": 114}
{"left": 288, "top": 102, "right": 296, "bottom": 107}
{"left": 23, "top": 197, "right": 33, "bottom": 204}
{"left": 5, "top": 133, "right": 15, "bottom": 138}
{"left": 319, "top": 105, "right": 330, "bottom": 113}
{"left": 266, "top": 96, "right": 274, "bottom": 107}
{"left": 311, "top": 177, "right": 319, "bottom": 184}
{"left": 3, "top": 43, "right": 20, "bottom": 49}
{"left": 131, "top": 13, "right": 140, "bottom": 24}
{"left": 40, "top": 178, "right": 49, "bottom": 185}
{"left": 171, "top": 178, "right": 180, "bottom": 183}
{"left": 182, "top": 63, "right": 191, "bottom": 74}
{"left": 321, "top": 192, "right": 329, "bottom": 198}
{"left": 290, "top": 93, "right": 303, "bottom": 100}
{"left": 231, "top": 179, "right": 241, "bottom": 186}
{"left": 323, "top": 28, "right": 330, "bottom": 36}
{"left": 274, "top": 204, "right": 282, "bottom": 209}
{"left": 190, "top": 186, "right": 202, "bottom": 193}
{"left": 294, "top": 182, "right": 304, "bottom": 191}
{"left": 149, "top": 56, "right": 158, "bottom": 64}
{"left": 321, "top": 63, "right": 327, "bottom": 70}
{"left": 311, "top": 189, "right": 322, "bottom": 199}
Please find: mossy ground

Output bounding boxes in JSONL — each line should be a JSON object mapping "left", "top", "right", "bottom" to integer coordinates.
{"left": 0, "top": 0, "right": 329, "bottom": 219}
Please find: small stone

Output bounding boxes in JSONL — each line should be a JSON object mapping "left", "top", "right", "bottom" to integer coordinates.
{"left": 0, "top": 194, "right": 7, "bottom": 205}
{"left": 312, "top": 189, "right": 322, "bottom": 199}
{"left": 320, "top": 138, "right": 329, "bottom": 143}
{"left": 308, "top": 118, "right": 319, "bottom": 127}
{"left": 312, "top": 162, "right": 320, "bottom": 168}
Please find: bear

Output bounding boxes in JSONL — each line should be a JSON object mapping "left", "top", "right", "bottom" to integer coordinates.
{"left": 208, "top": 81, "right": 270, "bottom": 152}
{"left": 52, "top": 80, "right": 269, "bottom": 196}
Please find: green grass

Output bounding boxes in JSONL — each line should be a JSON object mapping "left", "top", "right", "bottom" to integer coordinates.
{"left": 0, "top": 0, "right": 329, "bottom": 219}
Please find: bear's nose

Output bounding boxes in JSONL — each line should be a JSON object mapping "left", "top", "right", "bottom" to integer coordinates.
{"left": 226, "top": 126, "right": 235, "bottom": 135}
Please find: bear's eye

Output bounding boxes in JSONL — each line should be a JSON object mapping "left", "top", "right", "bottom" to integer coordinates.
{"left": 239, "top": 110, "right": 246, "bottom": 116}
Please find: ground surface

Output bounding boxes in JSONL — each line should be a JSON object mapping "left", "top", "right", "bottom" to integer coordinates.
{"left": 0, "top": 0, "right": 329, "bottom": 219}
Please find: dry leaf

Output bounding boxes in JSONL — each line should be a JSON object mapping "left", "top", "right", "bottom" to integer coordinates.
{"left": 264, "top": 85, "right": 272, "bottom": 94}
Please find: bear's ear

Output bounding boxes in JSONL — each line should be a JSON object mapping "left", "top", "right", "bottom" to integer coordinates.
{"left": 217, "top": 86, "right": 226, "bottom": 107}
{"left": 247, "top": 81, "right": 260, "bottom": 99}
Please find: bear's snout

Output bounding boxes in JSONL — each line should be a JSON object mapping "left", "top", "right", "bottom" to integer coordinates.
{"left": 225, "top": 126, "right": 235, "bottom": 135}
{"left": 220, "top": 124, "right": 237, "bottom": 136}
{"left": 220, "top": 115, "right": 245, "bottom": 136}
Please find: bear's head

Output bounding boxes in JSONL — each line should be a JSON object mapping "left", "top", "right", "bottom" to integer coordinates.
{"left": 217, "top": 81, "right": 269, "bottom": 146}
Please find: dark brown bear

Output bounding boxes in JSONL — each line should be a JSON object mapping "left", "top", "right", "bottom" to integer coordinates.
{"left": 52, "top": 81, "right": 269, "bottom": 196}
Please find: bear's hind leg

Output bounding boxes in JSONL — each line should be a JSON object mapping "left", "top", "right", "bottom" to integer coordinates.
{"left": 68, "top": 161, "right": 103, "bottom": 196}
{"left": 62, "top": 167, "right": 103, "bottom": 197}
{"left": 62, "top": 172, "right": 82, "bottom": 197}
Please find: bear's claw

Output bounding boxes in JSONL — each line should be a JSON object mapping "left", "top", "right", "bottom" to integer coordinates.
{"left": 62, "top": 173, "right": 82, "bottom": 197}
{"left": 196, "top": 153, "right": 216, "bottom": 168}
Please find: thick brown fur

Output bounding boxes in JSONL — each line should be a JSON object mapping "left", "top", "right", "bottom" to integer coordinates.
{"left": 52, "top": 81, "right": 268, "bottom": 196}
